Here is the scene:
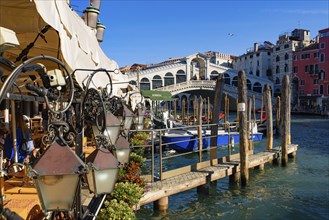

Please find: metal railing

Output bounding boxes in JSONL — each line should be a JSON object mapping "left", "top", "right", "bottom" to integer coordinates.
{"left": 129, "top": 120, "right": 257, "bottom": 183}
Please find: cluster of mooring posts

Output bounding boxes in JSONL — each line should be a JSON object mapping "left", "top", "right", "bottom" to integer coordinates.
{"left": 137, "top": 71, "right": 298, "bottom": 213}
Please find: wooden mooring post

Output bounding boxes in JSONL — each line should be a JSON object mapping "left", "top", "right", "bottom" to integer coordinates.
{"left": 210, "top": 75, "right": 224, "bottom": 161}
{"left": 281, "top": 75, "right": 290, "bottom": 166}
{"left": 276, "top": 96, "right": 281, "bottom": 135}
{"left": 264, "top": 84, "right": 273, "bottom": 150}
{"left": 238, "top": 70, "right": 249, "bottom": 186}
{"left": 198, "top": 96, "right": 203, "bottom": 162}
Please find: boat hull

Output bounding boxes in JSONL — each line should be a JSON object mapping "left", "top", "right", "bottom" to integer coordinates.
{"left": 163, "top": 131, "right": 263, "bottom": 152}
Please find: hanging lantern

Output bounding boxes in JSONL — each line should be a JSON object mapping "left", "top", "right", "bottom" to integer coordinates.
{"left": 96, "top": 20, "right": 106, "bottom": 43}
{"left": 114, "top": 135, "right": 131, "bottom": 164}
{"left": 114, "top": 104, "right": 135, "bottom": 137}
{"left": 31, "top": 141, "right": 86, "bottom": 212}
{"left": 92, "top": 111, "right": 121, "bottom": 145}
{"left": 83, "top": 4, "right": 99, "bottom": 29}
{"left": 85, "top": 148, "right": 119, "bottom": 195}
{"left": 90, "top": 0, "right": 101, "bottom": 10}
{"left": 133, "top": 105, "right": 145, "bottom": 130}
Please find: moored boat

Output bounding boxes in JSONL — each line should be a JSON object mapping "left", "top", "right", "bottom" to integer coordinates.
{"left": 162, "top": 126, "right": 263, "bottom": 152}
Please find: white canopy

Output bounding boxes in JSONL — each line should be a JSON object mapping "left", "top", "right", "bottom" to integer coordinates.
{"left": 0, "top": 0, "right": 129, "bottom": 96}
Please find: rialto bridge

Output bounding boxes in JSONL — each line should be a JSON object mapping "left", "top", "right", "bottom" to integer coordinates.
{"left": 125, "top": 52, "right": 274, "bottom": 110}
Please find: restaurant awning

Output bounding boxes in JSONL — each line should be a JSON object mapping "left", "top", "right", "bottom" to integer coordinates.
{"left": 0, "top": 0, "right": 129, "bottom": 97}
{"left": 141, "top": 90, "right": 175, "bottom": 101}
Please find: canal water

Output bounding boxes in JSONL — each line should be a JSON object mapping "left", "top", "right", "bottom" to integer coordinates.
{"left": 136, "top": 116, "right": 329, "bottom": 220}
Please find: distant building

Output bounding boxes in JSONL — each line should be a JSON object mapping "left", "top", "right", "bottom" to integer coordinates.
{"left": 292, "top": 28, "right": 329, "bottom": 111}
{"left": 272, "top": 29, "right": 311, "bottom": 96}
{"left": 232, "top": 41, "right": 274, "bottom": 80}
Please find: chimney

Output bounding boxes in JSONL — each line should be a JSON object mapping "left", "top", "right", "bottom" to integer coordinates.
{"left": 254, "top": 43, "right": 259, "bottom": 52}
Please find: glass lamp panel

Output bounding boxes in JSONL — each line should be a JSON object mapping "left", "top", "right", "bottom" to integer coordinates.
{"left": 94, "top": 168, "right": 119, "bottom": 195}
{"left": 136, "top": 124, "right": 144, "bottom": 130}
{"left": 115, "top": 148, "right": 131, "bottom": 164}
{"left": 35, "top": 175, "right": 79, "bottom": 211}
{"left": 116, "top": 115, "right": 124, "bottom": 124}
{"left": 104, "top": 126, "right": 120, "bottom": 144}
{"left": 124, "top": 116, "right": 133, "bottom": 131}
{"left": 86, "top": 171, "right": 96, "bottom": 193}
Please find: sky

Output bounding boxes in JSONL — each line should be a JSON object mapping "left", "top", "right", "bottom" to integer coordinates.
{"left": 70, "top": 0, "right": 329, "bottom": 68}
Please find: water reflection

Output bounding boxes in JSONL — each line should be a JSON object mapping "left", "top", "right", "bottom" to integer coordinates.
{"left": 137, "top": 117, "right": 329, "bottom": 220}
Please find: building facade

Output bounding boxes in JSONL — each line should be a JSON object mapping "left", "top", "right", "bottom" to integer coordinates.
{"left": 232, "top": 41, "right": 274, "bottom": 80}
{"left": 292, "top": 28, "right": 329, "bottom": 112}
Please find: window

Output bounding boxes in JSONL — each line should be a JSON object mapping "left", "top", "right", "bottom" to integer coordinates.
{"left": 276, "top": 66, "right": 280, "bottom": 73}
{"left": 301, "top": 53, "right": 310, "bottom": 59}
{"left": 284, "top": 64, "right": 289, "bottom": 72}
{"left": 305, "top": 65, "right": 309, "bottom": 72}
{"left": 294, "top": 54, "right": 298, "bottom": 60}
{"left": 314, "top": 52, "right": 319, "bottom": 58}
{"left": 300, "top": 80, "right": 305, "bottom": 86}
{"left": 293, "top": 66, "right": 298, "bottom": 73}
{"left": 256, "top": 53, "right": 260, "bottom": 57}
{"left": 250, "top": 55, "right": 253, "bottom": 58}
{"left": 320, "top": 85, "right": 324, "bottom": 95}
{"left": 256, "top": 69, "right": 260, "bottom": 76}
{"left": 314, "top": 89, "right": 319, "bottom": 95}
{"left": 285, "top": 53, "right": 289, "bottom": 60}
{"left": 276, "top": 55, "right": 280, "bottom": 62}
{"left": 284, "top": 44, "right": 289, "bottom": 49}
{"left": 320, "top": 53, "right": 325, "bottom": 62}
{"left": 276, "top": 46, "right": 280, "bottom": 51}
{"left": 319, "top": 70, "right": 325, "bottom": 80}
{"left": 313, "top": 79, "right": 318, "bottom": 84}
{"left": 310, "top": 65, "right": 314, "bottom": 74}
{"left": 257, "top": 60, "right": 259, "bottom": 66}
{"left": 267, "top": 52, "right": 271, "bottom": 56}
{"left": 320, "top": 43, "right": 325, "bottom": 49}
{"left": 315, "top": 64, "right": 319, "bottom": 74}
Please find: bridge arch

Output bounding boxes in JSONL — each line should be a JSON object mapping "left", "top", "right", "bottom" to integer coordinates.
{"left": 152, "top": 75, "right": 162, "bottom": 89}
{"left": 191, "top": 57, "right": 206, "bottom": 80}
{"left": 140, "top": 77, "right": 150, "bottom": 90}
{"left": 210, "top": 70, "right": 219, "bottom": 80}
{"left": 176, "top": 69, "right": 186, "bottom": 83}
{"left": 164, "top": 72, "right": 174, "bottom": 86}
{"left": 253, "top": 82, "right": 262, "bottom": 93}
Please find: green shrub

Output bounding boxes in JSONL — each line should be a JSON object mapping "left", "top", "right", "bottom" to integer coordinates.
{"left": 97, "top": 199, "right": 136, "bottom": 220}
{"left": 130, "top": 132, "right": 149, "bottom": 146}
{"left": 112, "top": 182, "right": 144, "bottom": 207}
{"left": 129, "top": 152, "right": 146, "bottom": 167}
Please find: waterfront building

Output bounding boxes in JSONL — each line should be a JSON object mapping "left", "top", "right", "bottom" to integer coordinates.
{"left": 272, "top": 29, "right": 311, "bottom": 96}
{"left": 232, "top": 41, "right": 274, "bottom": 80}
{"left": 292, "top": 28, "right": 329, "bottom": 112}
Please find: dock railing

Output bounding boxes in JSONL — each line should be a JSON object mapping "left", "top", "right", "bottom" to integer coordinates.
{"left": 129, "top": 120, "right": 255, "bottom": 183}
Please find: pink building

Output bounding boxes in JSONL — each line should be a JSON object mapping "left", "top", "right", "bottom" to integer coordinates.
{"left": 292, "top": 28, "right": 329, "bottom": 112}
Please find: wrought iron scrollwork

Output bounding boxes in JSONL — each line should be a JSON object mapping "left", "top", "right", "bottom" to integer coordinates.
{"left": 82, "top": 88, "right": 107, "bottom": 133}
{"left": 42, "top": 111, "right": 76, "bottom": 147}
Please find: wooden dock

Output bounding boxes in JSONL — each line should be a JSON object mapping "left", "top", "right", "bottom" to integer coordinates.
{"left": 139, "top": 144, "right": 298, "bottom": 208}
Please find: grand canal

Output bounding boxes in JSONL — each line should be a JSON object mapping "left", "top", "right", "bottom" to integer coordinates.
{"left": 136, "top": 116, "right": 329, "bottom": 219}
